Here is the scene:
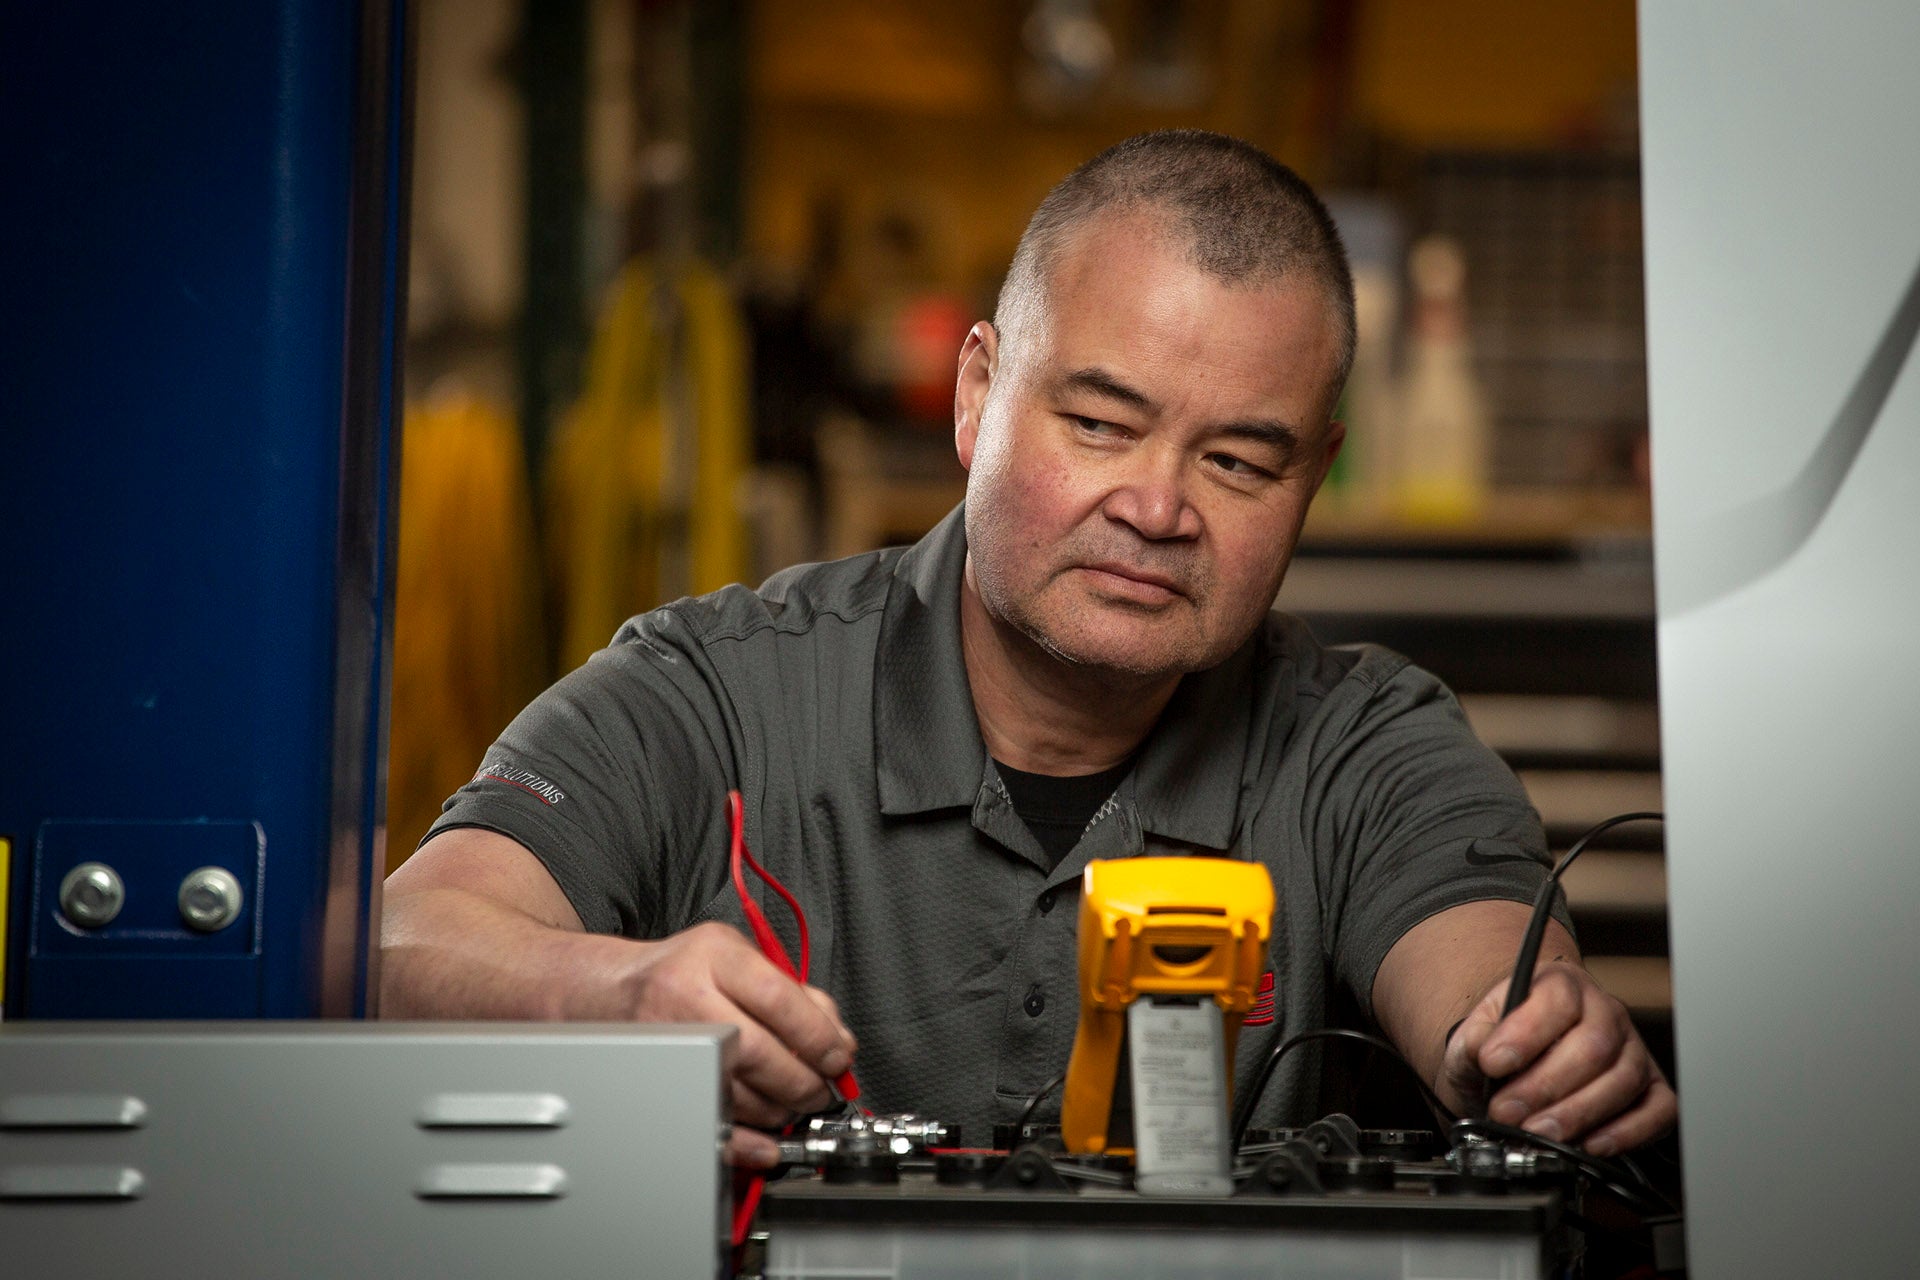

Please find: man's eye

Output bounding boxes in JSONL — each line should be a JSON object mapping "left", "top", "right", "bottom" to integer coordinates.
{"left": 1209, "top": 452, "right": 1275, "bottom": 479}
{"left": 1070, "top": 415, "right": 1123, "bottom": 437}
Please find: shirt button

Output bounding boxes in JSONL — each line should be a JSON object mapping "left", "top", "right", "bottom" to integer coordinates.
{"left": 1023, "top": 985, "right": 1045, "bottom": 1017}
{"left": 1038, "top": 890, "right": 1056, "bottom": 915}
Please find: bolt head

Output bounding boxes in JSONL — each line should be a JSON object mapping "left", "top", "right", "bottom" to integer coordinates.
{"left": 59, "top": 862, "right": 126, "bottom": 928}
{"left": 178, "top": 866, "right": 244, "bottom": 932}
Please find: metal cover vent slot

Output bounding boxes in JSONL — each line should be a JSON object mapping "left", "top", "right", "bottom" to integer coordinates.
{"left": 415, "top": 1163, "right": 568, "bottom": 1199}
{"left": 417, "top": 1092, "right": 570, "bottom": 1129}
{"left": 0, "top": 1165, "right": 146, "bottom": 1200}
{"left": 0, "top": 1094, "right": 148, "bottom": 1130}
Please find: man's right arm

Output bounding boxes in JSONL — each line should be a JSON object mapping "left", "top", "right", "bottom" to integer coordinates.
{"left": 380, "top": 826, "right": 858, "bottom": 1166}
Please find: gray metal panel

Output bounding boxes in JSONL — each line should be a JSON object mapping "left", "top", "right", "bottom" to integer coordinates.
{"left": 767, "top": 1222, "right": 1549, "bottom": 1280}
{"left": 1640, "top": 4, "right": 1920, "bottom": 1277}
{"left": 0, "top": 1023, "right": 732, "bottom": 1278}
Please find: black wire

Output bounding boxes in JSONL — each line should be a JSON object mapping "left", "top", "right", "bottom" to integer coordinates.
{"left": 1619, "top": 1148, "right": 1686, "bottom": 1214}
{"left": 1450, "top": 1118, "right": 1678, "bottom": 1215}
{"left": 1504, "top": 811, "right": 1664, "bottom": 1017}
{"left": 1052, "top": 1162, "right": 1128, "bottom": 1187}
{"left": 1230, "top": 1027, "right": 1455, "bottom": 1154}
{"left": 1012, "top": 1071, "right": 1067, "bottom": 1140}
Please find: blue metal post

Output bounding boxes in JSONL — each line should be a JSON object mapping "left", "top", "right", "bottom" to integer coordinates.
{"left": 0, "top": 0, "right": 412, "bottom": 1018}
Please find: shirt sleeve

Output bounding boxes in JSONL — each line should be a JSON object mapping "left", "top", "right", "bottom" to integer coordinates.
{"left": 1306, "top": 653, "right": 1573, "bottom": 1017}
{"left": 422, "top": 611, "right": 736, "bottom": 938}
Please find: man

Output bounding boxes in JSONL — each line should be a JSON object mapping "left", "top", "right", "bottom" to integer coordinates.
{"left": 381, "top": 131, "right": 1675, "bottom": 1168}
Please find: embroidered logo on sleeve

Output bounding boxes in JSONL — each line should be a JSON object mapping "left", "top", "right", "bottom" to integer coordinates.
{"left": 1244, "top": 971, "right": 1276, "bottom": 1026}
{"left": 472, "top": 764, "right": 567, "bottom": 805}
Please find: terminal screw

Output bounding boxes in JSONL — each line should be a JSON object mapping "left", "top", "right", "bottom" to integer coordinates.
{"left": 178, "top": 866, "right": 244, "bottom": 932}
{"left": 59, "top": 862, "right": 126, "bottom": 928}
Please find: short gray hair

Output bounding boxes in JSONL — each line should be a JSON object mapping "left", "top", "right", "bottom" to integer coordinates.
{"left": 994, "top": 130, "right": 1356, "bottom": 398}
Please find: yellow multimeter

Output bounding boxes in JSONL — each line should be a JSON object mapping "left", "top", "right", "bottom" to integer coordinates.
{"left": 1059, "top": 857, "right": 1274, "bottom": 1161}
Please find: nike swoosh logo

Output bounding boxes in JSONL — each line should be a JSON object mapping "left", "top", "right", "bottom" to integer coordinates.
{"left": 1463, "top": 840, "right": 1537, "bottom": 868}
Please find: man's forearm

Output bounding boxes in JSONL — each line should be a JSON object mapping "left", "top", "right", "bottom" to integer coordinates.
{"left": 1374, "top": 898, "right": 1673, "bottom": 1152}
{"left": 1372, "top": 899, "right": 1579, "bottom": 1090}
{"left": 379, "top": 886, "right": 638, "bottom": 1021}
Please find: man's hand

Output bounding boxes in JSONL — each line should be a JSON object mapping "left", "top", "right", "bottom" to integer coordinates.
{"left": 1441, "top": 960, "right": 1676, "bottom": 1156}
{"left": 380, "top": 828, "right": 857, "bottom": 1170}
{"left": 619, "top": 921, "right": 857, "bottom": 1168}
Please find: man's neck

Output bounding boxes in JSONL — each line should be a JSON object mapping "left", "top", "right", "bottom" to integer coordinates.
{"left": 959, "top": 559, "right": 1179, "bottom": 775}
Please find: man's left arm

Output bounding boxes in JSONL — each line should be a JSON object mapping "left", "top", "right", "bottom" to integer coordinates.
{"left": 1372, "top": 898, "right": 1677, "bottom": 1156}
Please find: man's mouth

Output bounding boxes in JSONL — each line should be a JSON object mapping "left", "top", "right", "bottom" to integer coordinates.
{"left": 1075, "top": 562, "right": 1187, "bottom": 604}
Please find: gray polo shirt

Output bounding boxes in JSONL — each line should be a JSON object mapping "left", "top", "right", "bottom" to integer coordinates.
{"left": 429, "top": 506, "right": 1557, "bottom": 1138}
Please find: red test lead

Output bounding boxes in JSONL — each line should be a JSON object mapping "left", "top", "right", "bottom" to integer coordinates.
{"left": 724, "top": 790, "right": 860, "bottom": 1100}
{"left": 725, "top": 789, "right": 861, "bottom": 1253}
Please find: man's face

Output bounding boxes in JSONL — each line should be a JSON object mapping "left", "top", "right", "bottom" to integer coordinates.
{"left": 955, "top": 213, "right": 1345, "bottom": 681}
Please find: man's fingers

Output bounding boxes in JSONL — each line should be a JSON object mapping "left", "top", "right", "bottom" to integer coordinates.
{"left": 712, "top": 944, "right": 856, "bottom": 1080}
{"left": 1445, "top": 960, "right": 1675, "bottom": 1155}
{"left": 730, "top": 1015, "right": 836, "bottom": 1117}
{"left": 1488, "top": 1027, "right": 1615, "bottom": 1126}
{"left": 727, "top": 1125, "right": 781, "bottom": 1170}
{"left": 1583, "top": 1075, "right": 1679, "bottom": 1157}
{"left": 730, "top": 1077, "right": 796, "bottom": 1131}
{"left": 1440, "top": 998, "right": 1500, "bottom": 1102}
{"left": 633, "top": 924, "right": 852, "bottom": 1114}
{"left": 633, "top": 930, "right": 837, "bottom": 1115}
{"left": 1487, "top": 985, "right": 1634, "bottom": 1131}
{"left": 1479, "top": 965, "right": 1584, "bottom": 1080}
{"left": 640, "top": 963, "right": 831, "bottom": 1114}
{"left": 802, "top": 985, "right": 857, "bottom": 1052}
{"left": 1497, "top": 1036, "right": 1648, "bottom": 1142}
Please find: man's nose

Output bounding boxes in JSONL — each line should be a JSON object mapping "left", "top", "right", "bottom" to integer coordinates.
{"left": 1102, "top": 447, "right": 1201, "bottom": 541}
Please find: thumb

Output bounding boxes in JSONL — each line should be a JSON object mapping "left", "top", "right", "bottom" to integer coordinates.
{"left": 1440, "top": 983, "right": 1509, "bottom": 1115}
{"left": 801, "top": 985, "right": 857, "bottom": 1053}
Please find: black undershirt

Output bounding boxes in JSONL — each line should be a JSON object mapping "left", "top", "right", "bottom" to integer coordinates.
{"left": 994, "top": 757, "right": 1134, "bottom": 870}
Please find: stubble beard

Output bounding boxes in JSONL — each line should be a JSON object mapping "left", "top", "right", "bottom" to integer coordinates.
{"left": 977, "top": 549, "right": 1221, "bottom": 686}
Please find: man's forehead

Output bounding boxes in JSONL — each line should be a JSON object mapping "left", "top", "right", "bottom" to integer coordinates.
{"left": 1047, "top": 207, "right": 1284, "bottom": 292}
{"left": 1029, "top": 240, "right": 1338, "bottom": 402}
{"left": 1036, "top": 214, "right": 1335, "bottom": 344}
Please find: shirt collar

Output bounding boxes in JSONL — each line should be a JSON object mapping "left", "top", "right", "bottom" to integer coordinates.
{"left": 872, "top": 503, "right": 1254, "bottom": 850}
{"left": 1130, "top": 636, "right": 1255, "bottom": 851}
{"left": 874, "top": 505, "right": 985, "bottom": 815}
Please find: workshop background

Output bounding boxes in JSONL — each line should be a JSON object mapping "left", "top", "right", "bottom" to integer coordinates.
{"left": 390, "top": 0, "right": 1666, "bottom": 1077}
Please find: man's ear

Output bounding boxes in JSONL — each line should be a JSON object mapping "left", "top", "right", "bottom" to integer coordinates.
{"left": 953, "top": 321, "right": 998, "bottom": 473}
{"left": 1309, "top": 419, "right": 1347, "bottom": 495}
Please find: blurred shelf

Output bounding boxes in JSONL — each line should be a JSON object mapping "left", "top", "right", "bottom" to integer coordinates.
{"left": 1299, "top": 486, "right": 1651, "bottom": 550}
{"left": 1518, "top": 769, "right": 1664, "bottom": 845}
{"left": 1279, "top": 555, "right": 1652, "bottom": 622}
{"left": 1458, "top": 694, "right": 1660, "bottom": 770}
{"left": 1562, "top": 849, "right": 1666, "bottom": 914}
{"left": 817, "top": 416, "right": 966, "bottom": 557}
{"left": 1584, "top": 955, "right": 1672, "bottom": 1014}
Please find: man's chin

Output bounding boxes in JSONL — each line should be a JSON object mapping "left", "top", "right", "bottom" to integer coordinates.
{"left": 1023, "top": 620, "right": 1213, "bottom": 683}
